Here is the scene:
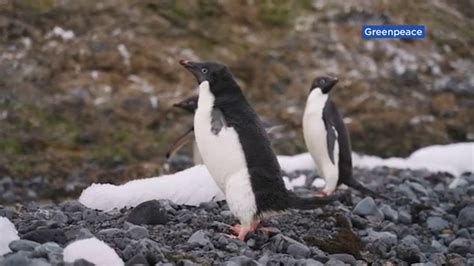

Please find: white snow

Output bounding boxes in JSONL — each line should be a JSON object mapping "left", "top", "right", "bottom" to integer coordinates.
{"left": 48, "top": 26, "right": 75, "bottom": 41}
{"left": 353, "top": 143, "right": 474, "bottom": 177}
{"left": 63, "top": 238, "right": 123, "bottom": 266}
{"left": 79, "top": 143, "right": 473, "bottom": 211}
{"left": 79, "top": 165, "right": 225, "bottom": 211}
{"left": 0, "top": 217, "right": 19, "bottom": 256}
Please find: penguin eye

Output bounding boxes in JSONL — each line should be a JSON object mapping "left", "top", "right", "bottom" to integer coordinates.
{"left": 320, "top": 79, "right": 326, "bottom": 85}
{"left": 201, "top": 68, "right": 208, "bottom": 74}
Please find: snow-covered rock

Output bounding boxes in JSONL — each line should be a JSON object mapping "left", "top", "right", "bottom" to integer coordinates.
{"left": 63, "top": 238, "right": 123, "bottom": 266}
{"left": 0, "top": 217, "right": 20, "bottom": 256}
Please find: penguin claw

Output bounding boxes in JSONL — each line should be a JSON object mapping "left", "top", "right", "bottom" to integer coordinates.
{"left": 221, "top": 233, "right": 239, "bottom": 239}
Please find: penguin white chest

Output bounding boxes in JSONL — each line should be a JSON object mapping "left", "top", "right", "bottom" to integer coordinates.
{"left": 303, "top": 89, "right": 339, "bottom": 192}
{"left": 194, "top": 81, "right": 257, "bottom": 224}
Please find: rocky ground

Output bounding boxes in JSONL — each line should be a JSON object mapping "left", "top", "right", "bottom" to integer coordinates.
{"left": 1, "top": 165, "right": 473, "bottom": 265}
{"left": 1, "top": 0, "right": 473, "bottom": 202}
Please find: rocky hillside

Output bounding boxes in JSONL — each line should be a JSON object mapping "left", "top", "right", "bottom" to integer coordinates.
{"left": 0, "top": 0, "right": 473, "bottom": 200}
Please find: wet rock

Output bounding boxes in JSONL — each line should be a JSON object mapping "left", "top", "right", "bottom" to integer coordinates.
{"left": 426, "top": 216, "right": 449, "bottom": 233}
{"left": 22, "top": 229, "right": 67, "bottom": 245}
{"left": 457, "top": 206, "right": 474, "bottom": 227}
{"left": 352, "top": 197, "right": 383, "bottom": 221}
{"left": 448, "top": 238, "right": 473, "bottom": 256}
{"left": 9, "top": 239, "right": 40, "bottom": 252}
{"left": 127, "top": 200, "right": 168, "bottom": 225}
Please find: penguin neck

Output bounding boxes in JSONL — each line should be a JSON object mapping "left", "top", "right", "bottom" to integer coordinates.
{"left": 305, "top": 89, "right": 329, "bottom": 115}
{"left": 197, "top": 81, "right": 215, "bottom": 111}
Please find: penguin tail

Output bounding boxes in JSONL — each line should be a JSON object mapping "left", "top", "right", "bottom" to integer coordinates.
{"left": 344, "top": 177, "right": 391, "bottom": 201}
{"left": 287, "top": 190, "right": 351, "bottom": 210}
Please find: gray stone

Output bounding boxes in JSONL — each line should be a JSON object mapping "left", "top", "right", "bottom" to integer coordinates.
{"left": 398, "top": 210, "right": 412, "bottom": 224}
{"left": 362, "top": 229, "right": 397, "bottom": 243}
{"left": 32, "top": 242, "right": 63, "bottom": 257}
{"left": 187, "top": 230, "right": 212, "bottom": 246}
{"left": 296, "top": 259, "right": 324, "bottom": 266}
{"left": 199, "top": 201, "right": 219, "bottom": 210}
{"left": 2, "top": 251, "right": 33, "bottom": 266}
{"left": 458, "top": 206, "right": 474, "bottom": 227}
{"left": 352, "top": 197, "right": 383, "bottom": 221}
{"left": 60, "top": 201, "right": 86, "bottom": 212}
{"left": 122, "top": 238, "right": 164, "bottom": 262}
{"left": 325, "top": 258, "right": 346, "bottom": 266}
{"left": 456, "top": 228, "right": 471, "bottom": 238}
{"left": 396, "top": 242, "right": 422, "bottom": 264}
{"left": 448, "top": 238, "right": 473, "bottom": 256}
{"left": 9, "top": 239, "right": 40, "bottom": 252}
{"left": 178, "top": 259, "right": 199, "bottom": 266}
{"left": 226, "top": 256, "right": 259, "bottom": 266}
{"left": 408, "top": 181, "right": 429, "bottom": 196}
{"left": 401, "top": 235, "right": 420, "bottom": 246}
{"left": 73, "top": 259, "right": 95, "bottom": 266}
{"left": 430, "top": 240, "right": 447, "bottom": 253}
{"left": 380, "top": 204, "right": 398, "bottom": 222}
{"left": 329, "top": 254, "right": 356, "bottom": 265}
{"left": 287, "top": 243, "right": 310, "bottom": 259}
{"left": 126, "top": 225, "right": 149, "bottom": 240}
{"left": 429, "top": 253, "right": 446, "bottom": 265}
{"left": 76, "top": 228, "right": 94, "bottom": 240}
{"left": 98, "top": 228, "right": 125, "bottom": 238}
{"left": 426, "top": 216, "right": 449, "bottom": 233}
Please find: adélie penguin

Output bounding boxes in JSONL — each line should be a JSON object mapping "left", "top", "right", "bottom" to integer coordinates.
{"left": 165, "top": 95, "right": 202, "bottom": 164}
{"left": 302, "top": 76, "right": 389, "bottom": 200}
{"left": 180, "top": 60, "right": 346, "bottom": 240}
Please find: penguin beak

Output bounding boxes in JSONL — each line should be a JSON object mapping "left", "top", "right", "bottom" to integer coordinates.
{"left": 329, "top": 77, "right": 338, "bottom": 87}
{"left": 180, "top": 59, "right": 203, "bottom": 83}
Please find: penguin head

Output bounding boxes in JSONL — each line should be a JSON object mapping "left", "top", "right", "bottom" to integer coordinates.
{"left": 173, "top": 94, "right": 198, "bottom": 114}
{"left": 180, "top": 60, "right": 239, "bottom": 97}
{"left": 310, "top": 76, "right": 338, "bottom": 94}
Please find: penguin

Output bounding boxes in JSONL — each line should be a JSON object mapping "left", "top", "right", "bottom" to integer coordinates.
{"left": 302, "top": 76, "right": 389, "bottom": 200}
{"left": 165, "top": 95, "right": 203, "bottom": 164}
{"left": 180, "top": 60, "right": 345, "bottom": 240}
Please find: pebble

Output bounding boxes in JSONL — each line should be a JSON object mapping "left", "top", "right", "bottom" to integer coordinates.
{"left": 188, "top": 230, "right": 213, "bottom": 247}
{"left": 380, "top": 204, "right": 398, "bottom": 222}
{"left": 448, "top": 238, "right": 473, "bottom": 256}
{"left": 457, "top": 206, "right": 474, "bottom": 227}
{"left": 352, "top": 197, "right": 384, "bottom": 221}
{"left": 127, "top": 200, "right": 168, "bottom": 225}
{"left": 9, "top": 239, "right": 40, "bottom": 252}
{"left": 126, "top": 225, "right": 150, "bottom": 240}
{"left": 426, "top": 216, "right": 449, "bottom": 233}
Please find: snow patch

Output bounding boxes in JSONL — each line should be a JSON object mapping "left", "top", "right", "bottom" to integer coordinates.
{"left": 79, "top": 165, "right": 225, "bottom": 211}
{"left": 0, "top": 217, "right": 19, "bottom": 256}
{"left": 63, "top": 238, "right": 123, "bottom": 266}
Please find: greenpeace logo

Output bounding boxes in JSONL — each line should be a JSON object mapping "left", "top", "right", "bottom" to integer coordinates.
{"left": 362, "top": 25, "right": 425, "bottom": 39}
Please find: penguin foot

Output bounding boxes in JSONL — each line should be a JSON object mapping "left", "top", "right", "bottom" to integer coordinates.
{"left": 224, "top": 224, "right": 242, "bottom": 234}
{"left": 221, "top": 233, "right": 239, "bottom": 239}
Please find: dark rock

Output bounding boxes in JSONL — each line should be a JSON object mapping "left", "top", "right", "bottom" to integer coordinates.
{"left": 325, "top": 258, "right": 347, "bottom": 266}
{"left": 396, "top": 242, "right": 423, "bottom": 264}
{"left": 445, "top": 253, "right": 466, "bottom": 265}
{"left": 456, "top": 228, "right": 470, "bottom": 238}
{"left": 22, "top": 229, "right": 67, "bottom": 245}
{"left": 287, "top": 242, "right": 310, "bottom": 259}
{"left": 127, "top": 200, "right": 168, "bottom": 225}
{"left": 225, "top": 256, "right": 259, "bottom": 266}
{"left": 352, "top": 197, "right": 383, "bottom": 221}
{"left": 98, "top": 228, "right": 125, "bottom": 238}
{"left": 122, "top": 238, "right": 164, "bottom": 263}
{"left": 429, "top": 253, "right": 446, "bottom": 265}
{"left": 178, "top": 259, "right": 199, "bottom": 266}
{"left": 2, "top": 251, "right": 33, "bottom": 266}
{"left": 125, "top": 254, "right": 149, "bottom": 266}
{"left": 448, "top": 238, "right": 473, "bottom": 256}
{"left": 430, "top": 240, "right": 447, "bottom": 253}
{"left": 199, "top": 201, "right": 219, "bottom": 210}
{"left": 60, "top": 201, "right": 86, "bottom": 213}
{"left": 426, "top": 216, "right": 449, "bottom": 233}
{"left": 457, "top": 206, "right": 474, "bottom": 227}
{"left": 9, "top": 239, "right": 40, "bottom": 252}
{"left": 76, "top": 228, "right": 95, "bottom": 240}
{"left": 73, "top": 259, "right": 95, "bottom": 266}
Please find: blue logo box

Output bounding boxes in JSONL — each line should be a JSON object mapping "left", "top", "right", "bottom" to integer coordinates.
{"left": 362, "top": 25, "right": 425, "bottom": 39}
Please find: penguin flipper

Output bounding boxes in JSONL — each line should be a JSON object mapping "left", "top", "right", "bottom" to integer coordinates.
{"left": 343, "top": 177, "right": 390, "bottom": 200}
{"left": 323, "top": 119, "right": 337, "bottom": 165}
{"left": 211, "top": 108, "right": 227, "bottom": 135}
{"left": 165, "top": 127, "right": 195, "bottom": 159}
